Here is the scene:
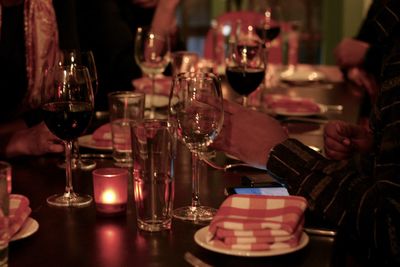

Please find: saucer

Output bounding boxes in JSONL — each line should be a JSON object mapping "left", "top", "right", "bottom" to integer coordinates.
{"left": 11, "top": 217, "right": 39, "bottom": 241}
{"left": 194, "top": 226, "right": 309, "bottom": 257}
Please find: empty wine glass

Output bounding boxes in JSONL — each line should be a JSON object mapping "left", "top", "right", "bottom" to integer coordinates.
{"left": 41, "top": 65, "right": 94, "bottom": 207}
{"left": 134, "top": 27, "right": 170, "bottom": 118}
{"left": 55, "top": 50, "right": 98, "bottom": 171}
{"left": 226, "top": 22, "right": 266, "bottom": 107}
{"left": 168, "top": 72, "right": 224, "bottom": 222}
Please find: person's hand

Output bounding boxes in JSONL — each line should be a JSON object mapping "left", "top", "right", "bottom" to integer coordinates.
{"left": 323, "top": 120, "right": 373, "bottom": 160}
{"left": 334, "top": 38, "right": 370, "bottom": 68}
{"left": 5, "top": 122, "right": 64, "bottom": 157}
{"left": 212, "top": 100, "right": 288, "bottom": 169}
{"left": 347, "top": 67, "right": 378, "bottom": 102}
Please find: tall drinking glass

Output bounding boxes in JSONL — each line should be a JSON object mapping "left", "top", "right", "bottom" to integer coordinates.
{"left": 168, "top": 72, "right": 224, "bottom": 222}
{"left": 41, "top": 65, "right": 94, "bottom": 207}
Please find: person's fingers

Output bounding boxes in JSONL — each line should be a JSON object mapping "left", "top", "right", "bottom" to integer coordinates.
{"left": 324, "top": 145, "right": 351, "bottom": 160}
{"left": 48, "top": 143, "right": 64, "bottom": 153}
{"left": 324, "top": 136, "right": 351, "bottom": 153}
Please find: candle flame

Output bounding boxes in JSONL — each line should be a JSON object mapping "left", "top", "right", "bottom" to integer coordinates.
{"left": 101, "top": 189, "right": 117, "bottom": 204}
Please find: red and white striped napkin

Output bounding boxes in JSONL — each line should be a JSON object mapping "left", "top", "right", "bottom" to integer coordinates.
{"left": 132, "top": 76, "right": 172, "bottom": 96}
{"left": 206, "top": 194, "right": 307, "bottom": 251}
{"left": 9, "top": 194, "right": 31, "bottom": 237}
{"left": 265, "top": 94, "right": 321, "bottom": 114}
{"left": 92, "top": 123, "right": 112, "bottom": 148}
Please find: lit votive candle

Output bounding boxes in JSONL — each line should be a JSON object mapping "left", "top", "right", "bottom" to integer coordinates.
{"left": 92, "top": 168, "right": 128, "bottom": 215}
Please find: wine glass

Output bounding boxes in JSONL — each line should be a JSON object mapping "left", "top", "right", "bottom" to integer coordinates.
{"left": 168, "top": 72, "right": 224, "bottom": 222}
{"left": 134, "top": 27, "right": 170, "bottom": 118}
{"left": 56, "top": 50, "right": 98, "bottom": 171}
{"left": 226, "top": 22, "right": 266, "bottom": 107}
{"left": 41, "top": 65, "right": 94, "bottom": 207}
{"left": 254, "top": 0, "right": 283, "bottom": 47}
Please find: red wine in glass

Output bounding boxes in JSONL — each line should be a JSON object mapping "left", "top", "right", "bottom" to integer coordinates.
{"left": 42, "top": 101, "right": 93, "bottom": 141}
{"left": 226, "top": 66, "right": 265, "bottom": 96}
{"left": 256, "top": 26, "right": 281, "bottom": 42}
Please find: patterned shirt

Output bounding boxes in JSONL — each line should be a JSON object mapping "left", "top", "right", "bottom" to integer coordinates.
{"left": 267, "top": 1, "right": 400, "bottom": 265}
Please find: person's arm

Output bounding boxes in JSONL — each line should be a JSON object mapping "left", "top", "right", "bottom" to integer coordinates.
{"left": 150, "top": 0, "right": 180, "bottom": 36}
{"left": 0, "top": 122, "right": 64, "bottom": 158}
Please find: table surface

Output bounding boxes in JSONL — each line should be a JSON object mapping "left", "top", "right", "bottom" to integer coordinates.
{"left": 8, "top": 75, "right": 365, "bottom": 267}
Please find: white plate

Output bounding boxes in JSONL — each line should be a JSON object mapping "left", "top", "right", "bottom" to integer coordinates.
{"left": 11, "top": 217, "right": 39, "bottom": 241}
{"left": 280, "top": 69, "right": 326, "bottom": 84}
{"left": 194, "top": 226, "right": 309, "bottom": 257}
{"left": 78, "top": 135, "right": 112, "bottom": 150}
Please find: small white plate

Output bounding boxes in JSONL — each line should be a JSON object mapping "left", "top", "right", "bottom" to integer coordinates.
{"left": 194, "top": 226, "right": 309, "bottom": 257}
{"left": 280, "top": 69, "right": 326, "bottom": 84}
{"left": 78, "top": 135, "right": 112, "bottom": 151}
{"left": 11, "top": 217, "right": 39, "bottom": 242}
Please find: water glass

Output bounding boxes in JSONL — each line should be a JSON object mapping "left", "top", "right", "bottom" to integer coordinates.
{"left": 108, "top": 91, "right": 145, "bottom": 167}
{"left": 0, "top": 161, "right": 11, "bottom": 266}
{"left": 171, "top": 51, "right": 199, "bottom": 77}
{"left": 131, "top": 119, "right": 176, "bottom": 232}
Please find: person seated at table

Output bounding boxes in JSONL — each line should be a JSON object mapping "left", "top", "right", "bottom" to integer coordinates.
{"left": 75, "top": 0, "right": 182, "bottom": 111}
{"left": 0, "top": 0, "right": 69, "bottom": 158}
{"left": 334, "top": 0, "right": 384, "bottom": 103}
{"left": 213, "top": 2, "right": 400, "bottom": 265}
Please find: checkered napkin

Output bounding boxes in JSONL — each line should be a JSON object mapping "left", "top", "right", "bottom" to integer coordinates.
{"left": 206, "top": 194, "right": 307, "bottom": 251}
{"left": 265, "top": 94, "right": 321, "bottom": 113}
{"left": 9, "top": 194, "right": 31, "bottom": 237}
{"left": 92, "top": 123, "right": 112, "bottom": 147}
{"left": 132, "top": 76, "right": 172, "bottom": 95}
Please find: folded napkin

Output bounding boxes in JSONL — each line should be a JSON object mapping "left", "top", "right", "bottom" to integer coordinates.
{"left": 9, "top": 194, "right": 31, "bottom": 237}
{"left": 92, "top": 124, "right": 112, "bottom": 148}
{"left": 132, "top": 76, "right": 172, "bottom": 95}
{"left": 206, "top": 194, "right": 307, "bottom": 251}
{"left": 265, "top": 94, "right": 321, "bottom": 114}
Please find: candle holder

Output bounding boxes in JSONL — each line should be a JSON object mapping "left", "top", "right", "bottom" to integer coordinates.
{"left": 92, "top": 168, "right": 128, "bottom": 215}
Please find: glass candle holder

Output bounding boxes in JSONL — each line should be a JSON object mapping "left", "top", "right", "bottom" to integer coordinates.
{"left": 92, "top": 168, "right": 128, "bottom": 215}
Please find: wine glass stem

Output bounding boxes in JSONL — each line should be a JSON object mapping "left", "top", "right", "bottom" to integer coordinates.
{"left": 73, "top": 139, "right": 80, "bottom": 168}
{"left": 191, "top": 152, "right": 201, "bottom": 208}
{"left": 150, "top": 74, "right": 156, "bottom": 119}
{"left": 64, "top": 140, "right": 75, "bottom": 197}
{"left": 242, "top": 96, "right": 249, "bottom": 107}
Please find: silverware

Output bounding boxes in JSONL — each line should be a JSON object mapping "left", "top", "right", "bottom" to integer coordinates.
{"left": 280, "top": 117, "right": 328, "bottom": 124}
{"left": 201, "top": 156, "right": 259, "bottom": 172}
{"left": 80, "top": 153, "right": 113, "bottom": 159}
{"left": 304, "top": 227, "right": 337, "bottom": 237}
{"left": 184, "top": 252, "right": 213, "bottom": 267}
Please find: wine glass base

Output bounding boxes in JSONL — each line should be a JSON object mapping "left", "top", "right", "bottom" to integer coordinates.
{"left": 47, "top": 192, "right": 93, "bottom": 208}
{"left": 173, "top": 206, "right": 217, "bottom": 222}
{"left": 57, "top": 159, "right": 97, "bottom": 171}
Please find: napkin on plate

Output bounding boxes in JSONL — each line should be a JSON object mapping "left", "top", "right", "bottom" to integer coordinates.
{"left": 132, "top": 76, "right": 172, "bottom": 95}
{"left": 9, "top": 194, "right": 31, "bottom": 237}
{"left": 265, "top": 94, "right": 321, "bottom": 114}
{"left": 92, "top": 123, "right": 112, "bottom": 147}
{"left": 206, "top": 194, "right": 307, "bottom": 251}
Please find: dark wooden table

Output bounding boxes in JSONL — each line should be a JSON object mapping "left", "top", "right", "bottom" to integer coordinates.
{"left": 7, "top": 77, "right": 364, "bottom": 267}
